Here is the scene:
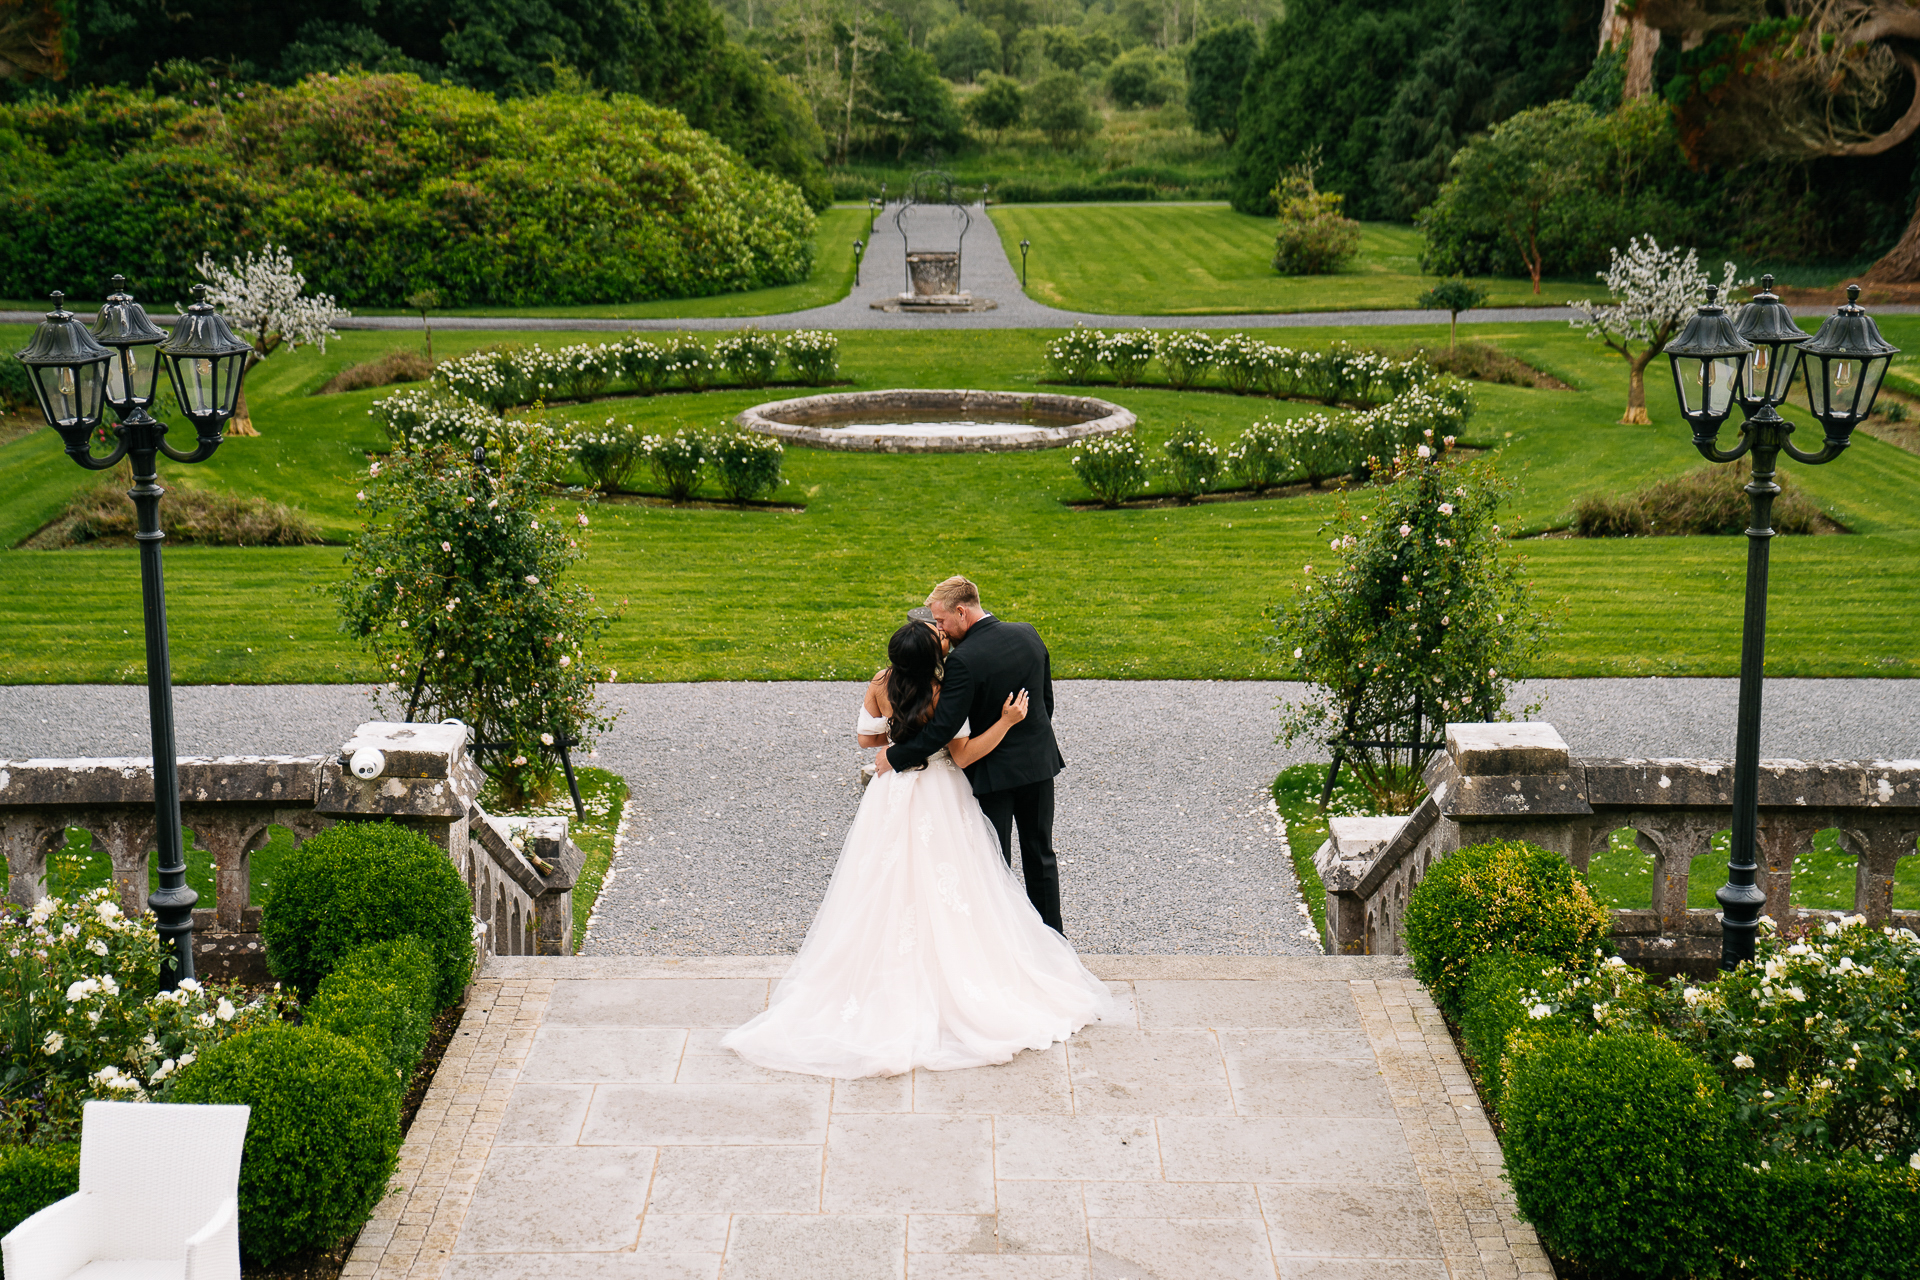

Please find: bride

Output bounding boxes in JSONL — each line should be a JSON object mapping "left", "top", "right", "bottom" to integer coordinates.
{"left": 723, "top": 619, "right": 1118, "bottom": 1078}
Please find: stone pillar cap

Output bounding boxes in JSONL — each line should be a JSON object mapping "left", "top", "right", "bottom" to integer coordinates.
{"left": 1446, "top": 723, "right": 1570, "bottom": 776}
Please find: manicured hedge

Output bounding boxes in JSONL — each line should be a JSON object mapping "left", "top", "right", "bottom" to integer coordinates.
{"left": 172, "top": 1024, "right": 401, "bottom": 1265}
{"left": 0, "top": 76, "right": 816, "bottom": 308}
{"left": 304, "top": 937, "right": 439, "bottom": 1089}
{"left": 260, "top": 820, "right": 474, "bottom": 1008}
{"left": 0, "top": 1142, "right": 80, "bottom": 1241}
{"left": 1401, "top": 838, "right": 1609, "bottom": 1018}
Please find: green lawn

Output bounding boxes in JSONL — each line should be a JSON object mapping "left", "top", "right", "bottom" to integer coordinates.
{"left": 987, "top": 204, "right": 1617, "bottom": 315}
{"left": 2, "top": 316, "right": 1917, "bottom": 685}
{"left": 0, "top": 207, "right": 870, "bottom": 322}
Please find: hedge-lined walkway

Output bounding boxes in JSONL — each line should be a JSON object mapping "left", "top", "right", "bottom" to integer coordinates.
{"left": 351, "top": 954, "right": 1551, "bottom": 1280}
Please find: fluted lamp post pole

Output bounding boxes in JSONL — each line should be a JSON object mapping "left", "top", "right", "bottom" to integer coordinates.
{"left": 11, "top": 281, "right": 254, "bottom": 988}
{"left": 1663, "top": 279, "right": 1898, "bottom": 971}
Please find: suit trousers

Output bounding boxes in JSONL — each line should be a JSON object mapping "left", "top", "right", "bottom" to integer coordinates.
{"left": 977, "top": 778, "right": 1064, "bottom": 934}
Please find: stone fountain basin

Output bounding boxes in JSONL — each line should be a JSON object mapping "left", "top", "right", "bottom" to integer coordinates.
{"left": 736, "top": 389, "right": 1135, "bottom": 453}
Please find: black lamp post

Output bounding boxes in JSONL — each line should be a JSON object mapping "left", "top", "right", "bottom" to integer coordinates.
{"left": 12, "top": 281, "right": 252, "bottom": 988}
{"left": 853, "top": 240, "right": 865, "bottom": 287}
{"left": 1019, "top": 239, "right": 1031, "bottom": 289}
{"left": 1664, "top": 279, "right": 1898, "bottom": 971}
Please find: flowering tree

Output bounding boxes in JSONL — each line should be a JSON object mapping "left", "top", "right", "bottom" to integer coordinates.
{"left": 1570, "top": 237, "right": 1746, "bottom": 425}
{"left": 336, "top": 423, "right": 621, "bottom": 807}
{"left": 1272, "top": 438, "right": 1549, "bottom": 811}
{"left": 192, "top": 246, "right": 350, "bottom": 435}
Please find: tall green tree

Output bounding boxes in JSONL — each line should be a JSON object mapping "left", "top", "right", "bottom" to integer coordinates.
{"left": 1184, "top": 20, "right": 1256, "bottom": 145}
{"left": 1230, "top": 0, "right": 1451, "bottom": 217}
{"left": 1369, "top": 0, "right": 1600, "bottom": 221}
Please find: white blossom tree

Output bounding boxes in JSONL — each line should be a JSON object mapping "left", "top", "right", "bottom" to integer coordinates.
{"left": 191, "top": 246, "right": 350, "bottom": 435}
{"left": 1570, "top": 237, "right": 1747, "bottom": 425}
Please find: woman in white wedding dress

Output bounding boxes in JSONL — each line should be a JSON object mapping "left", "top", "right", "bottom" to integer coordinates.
{"left": 723, "top": 620, "right": 1118, "bottom": 1078}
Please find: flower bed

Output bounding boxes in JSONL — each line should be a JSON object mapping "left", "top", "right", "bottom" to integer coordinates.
{"left": 1, "top": 821, "right": 484, "bottom": 1270}
{"left": 1409, "top": 841, "right": 1920, "bottom": 1278}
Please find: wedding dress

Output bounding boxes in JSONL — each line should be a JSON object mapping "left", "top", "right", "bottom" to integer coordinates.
{"left": 722, "top": 708, "right": 1119, "bottom": 1078}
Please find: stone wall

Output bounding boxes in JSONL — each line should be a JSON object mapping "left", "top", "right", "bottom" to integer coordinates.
{"left": 0, "top": 722, "right": 584, "bottom": 980}
{"left": 1316, "top": 723, "right": 1920, "bottom": 974}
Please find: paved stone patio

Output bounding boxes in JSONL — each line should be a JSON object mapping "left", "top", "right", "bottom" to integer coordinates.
{"left": 347, "top": 956, "right": 1552, "bottom": 1280}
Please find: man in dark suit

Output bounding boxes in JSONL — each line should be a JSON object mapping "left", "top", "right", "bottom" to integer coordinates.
{"left": 877, "top": 575, "right": 1066, "bottom": 933}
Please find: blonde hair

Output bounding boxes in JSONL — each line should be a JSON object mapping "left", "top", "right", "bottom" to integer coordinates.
{"left": 926, "top": 575, "right": 981, "bottom": 610}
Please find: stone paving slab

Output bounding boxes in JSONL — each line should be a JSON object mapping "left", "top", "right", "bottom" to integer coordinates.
{"left": 349, "top": 956, "right": 1553, "bottom": 1280}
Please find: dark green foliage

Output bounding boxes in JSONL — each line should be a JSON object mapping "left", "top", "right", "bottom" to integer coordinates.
{"left": 1401, "top": 840, "right": 1608, "bottom": 1018}
{"left": 57, "top": 0, "right": 830, "bottom": 209}
{"left": 966, "top": 75, "right": 1025, "bottom": 139}
{"left": 1369, "top": 0, "right": 1600, "bottom": 221}
{"left": 1503, "top": 1033, "right": 1729, "bottom": 1279}
{"left": 1457, "top": 951, "right": 1567, "bottom": 1112}
{"left": 1184, "top": 21, "right": 1257, "bottom": 145}
{"left": 1574, "top": 466, "right": 1824, "bottom": 537}
{"left": 172, "top": 1024, "right": 401, "bottom": 1265}
{"left": 1415, "top": 278, "right": 1489, "bottom": 352}
{"left": 0, "top": 75, "right": 817, "bottom": 308}
{"left": 1103, "top": 48, "right": 1177, "bottom": 111}
{"left": 260, "top": 821, "right": 474, "bottom": 1008}
{"left": 0, "top": 1143, "right": 79, "bottom": 1239}
{"left": 0, "top": 353, "right": 36, "bottom": 413}
{"left": 304, "top": 937, "right": 439, "bottom": 1088}
{"left": 1728, "top": 1159, "right": 1920, "bottom": 1279}
{"left": 1230, "top": 0, "right": 1452, "bottom": 217}
{"left": 1027, "top": 72, "right": 1099, "bottom": 150}
{"left": 932, "top": 18, "right": 1003, "bottom": 84}
{"left": 863, "top": 22, "right": 965, "bottom": 158}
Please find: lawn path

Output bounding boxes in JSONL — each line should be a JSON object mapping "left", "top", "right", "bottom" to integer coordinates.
{"left": 5, "top": 678, "right": 1916, "bottom": 956}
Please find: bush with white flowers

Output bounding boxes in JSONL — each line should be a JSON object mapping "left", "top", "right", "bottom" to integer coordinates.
{"left": 783, "top": 330, "right": 840, "bottom": 385}
{"left": 0, "top": 889, "right": 293, "bottom": 1143}
{"left": 1097, "top": 330, "right": 1159, "bottom": 386}
{"left": 370, "top": 387, "right": 507, "bottom": 453}
{"left": 1044, "top": 326, "right": 1103, "bottom": 383}
{"left": 1071, "top": 433, "right": 1150, "bottom": 507}
{"left": 1162, "top": 422, "right": 1222, "bottom": 499}
{"left": 1226, "top": 419, "right": 1295, "bottom": 492}
{"left": 640, "top": 428, "right": 709, "bottom": 501}
{"left": 714, "top": 330, "right": 783, "bottom": 388}
{"left": 1214, "top": 333, "right": 1274, "bottom": 395}
{"left": 709, "top": 428, "right": 786, "bottom": 501}
{"left": 568, "top": 418, "right": 647, "bottom": 493}
{"left": 1155, "top": 331, "right": 1218, "bottom": 391}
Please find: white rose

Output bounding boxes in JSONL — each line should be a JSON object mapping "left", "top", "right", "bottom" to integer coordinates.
{"left": 1527, "top": 1003, "right": 1552, "bottom": 1020}
{"left": 87, "top": 939, "right": 108, "bottom": 956}
{"left": 178, "top": 977, "right": 202, "bottom": 993}
{"left": 216, "top": 998, "right": 236, "bottom": 1022}
{"left": 1734, "top": 1053, "right": 1756, "bottom": 1069}
{"left": 41, "top": 1031, "right": 64, "bottom": 1054}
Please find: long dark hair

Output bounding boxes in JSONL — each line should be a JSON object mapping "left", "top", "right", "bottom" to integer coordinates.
{"left": 885, "top": 622, "right": 944, "bottom": 751}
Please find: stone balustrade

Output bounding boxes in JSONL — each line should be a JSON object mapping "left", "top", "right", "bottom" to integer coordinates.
{"left": 0, "top": 722, "right": 583, "bottom": 979}
{"left": 1315, "top": 723, "right": 1920, "bottom": 974}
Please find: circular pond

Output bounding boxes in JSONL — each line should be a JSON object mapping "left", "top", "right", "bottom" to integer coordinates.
{"left": 735, "top": 389, "right": 1135, "bottom": 453}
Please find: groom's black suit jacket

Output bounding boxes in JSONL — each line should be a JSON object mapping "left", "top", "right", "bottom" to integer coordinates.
{"left": 884, "top": 615, "right": 1064, "bottom": 797}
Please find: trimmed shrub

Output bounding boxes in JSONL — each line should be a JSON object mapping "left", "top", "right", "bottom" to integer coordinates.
{"left": 1045, "top": 328, "right": 1103, "bottom": 384}
{"left": 709, "top": 431, "right": 785, "bottom": 502}
{"left": 1457, "top": 950, "right": 1571, "bottom": 1113}
{"left": 617, "top": 339, "right": 667, "bottom": 393}
{"left": 783, "top": 331, "right": 839, "bottom": 386}
{"left": 1097, "top": 331, "right": 1157, "bottom": 387}
{"left": 714, "top": 330, "right": 782, "bottom": 389}
{"left": 316, "top": 351, "right": 433, "bottom": 396}
{"left": 1729, "top": 1158, "right": 1920, "bottom": 1279}
{"left": 1401, "top": 839, "right": 1609, "bottom": 1019}
{"left": 1272, "top": 165, "right": 1361, "bottom": 275}
{"left": 1162, "top": 423, "right": 1222, "bottom": 500}
{"left": 1226, "top": 420, "right": 1294, "bottom": 492}
{"left": 1214, "top": 334, "right": 1271, "bottom": 395}
{"left": 1156, "top": 331, "right": 1217, "bottom": 391}
{"left": 1071, "top": 435, "right": 1150, "bottom": 507}
{"left": 172, "top": 1024, "right": 401, "bottom": 1265}
{"left": 1571, "top": 492, "right": 1652, "bottom": 537}
{"left": 665, "top": 340, "right": 715, "bottom": 391}
{"left": 0, "top": 1142, "right": 80, "bottom": 1238}
{"left": 1638, "top": 466, "right": 1823, "bottom": 536}
{"left": 569, "top": 419, "right": 646, "bottom": 494}
{"left": 259, "top": 821, "right": 474, "bottom": 1008}
{"left": 641, "top": 429, "right": 709, "bottom": 501}
{"left": 304, "top": 937, "right": 439, "bottom": 1087}
{"left": 1503, "top": 1032, "right": 1730, "bottom": 1279}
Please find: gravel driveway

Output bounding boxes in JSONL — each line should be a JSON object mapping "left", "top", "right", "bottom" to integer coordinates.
{"left": 4, "top": 678, "right": 1916, "bottom": 956}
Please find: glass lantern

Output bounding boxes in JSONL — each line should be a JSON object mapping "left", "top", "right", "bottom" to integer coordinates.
{"left": 1731, "top": 274, "right": 1807, "bottom": 413}
{"left": 91, "top": 275, "right": 168, "bottom": 416}
{"left": 11, "top": 292, "right": 113, "bottom": 450}
{"left": 1664, "top": 286, "right": 1753, "bottom": 440}
{"left": 157, "top": 286, "right": 253, "bottom": 434}
{"left": 1798, "top": 285, "right": 1900, "bottom": 444}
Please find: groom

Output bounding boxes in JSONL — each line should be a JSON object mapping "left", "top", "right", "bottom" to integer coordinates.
{"left": 877, "top": 575, "right": 1066, "bottom": 933}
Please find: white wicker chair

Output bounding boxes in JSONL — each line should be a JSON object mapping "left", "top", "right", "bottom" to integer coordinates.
{"left": 2, "top": 1101, "right": 251, "bottom": 1280}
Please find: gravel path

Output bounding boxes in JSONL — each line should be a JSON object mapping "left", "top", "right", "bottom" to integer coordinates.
{"left": 4, "top": 678, "right": 1917, "bottom": 956}
{"left": 21, "top": 205, "right": 1900, "bottom": 336}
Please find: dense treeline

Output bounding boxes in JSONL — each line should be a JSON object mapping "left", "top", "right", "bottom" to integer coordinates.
{"left": 0, "top": 76, "right": 818, "bottom": 307}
